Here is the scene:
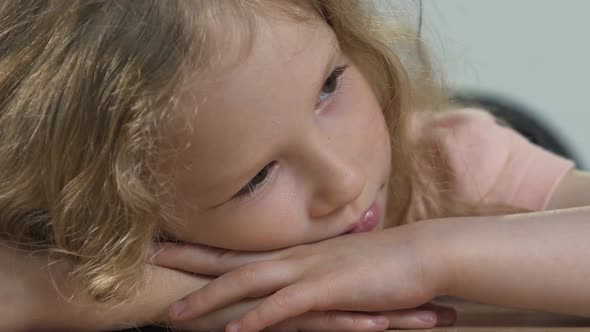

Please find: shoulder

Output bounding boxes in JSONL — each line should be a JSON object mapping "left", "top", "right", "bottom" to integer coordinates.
{"left": 410, "top": 108, "right": 498, "bottom": 142}
{"left": 409, "top": 108, "right": 574, "bottom": 211}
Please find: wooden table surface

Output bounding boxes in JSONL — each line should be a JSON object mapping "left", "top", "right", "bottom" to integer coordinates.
{"left": 399, "top": 298, "right": 590, "bottom": 331}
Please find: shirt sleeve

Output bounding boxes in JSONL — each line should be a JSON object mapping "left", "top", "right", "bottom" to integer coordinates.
{"left": 412, "top": 108, "right": 575, "bottom": 211}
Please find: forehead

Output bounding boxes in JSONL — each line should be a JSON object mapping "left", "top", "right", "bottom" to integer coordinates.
{"left": 191, "top": 13, "right": 337, "bottom": 127}
{"left": 164, "top": 11, "right": 338, "bottom": 198}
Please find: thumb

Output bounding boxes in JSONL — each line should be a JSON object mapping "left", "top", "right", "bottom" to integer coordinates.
{"left": 148, "top": 242, "right": 279, "bottom": 276}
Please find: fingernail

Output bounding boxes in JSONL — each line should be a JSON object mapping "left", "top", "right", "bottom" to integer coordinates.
{"left": 437, "top": 310, "right": 456, "bottom": 326}
{"left": 170, "top": 298, "right": 187, "bottom": 318}
{"left": 226, "top": 321, "right": 241, "bottom": 332}
{"left": 370, "top": 317, "right": 389, "bottom": 327}
{"left": 417, "top": 311, "right": 436, "bottom": 323}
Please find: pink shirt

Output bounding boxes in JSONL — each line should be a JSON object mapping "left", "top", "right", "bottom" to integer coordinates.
{"left": 411, "top": 109, "right": 574, "bottom": 211}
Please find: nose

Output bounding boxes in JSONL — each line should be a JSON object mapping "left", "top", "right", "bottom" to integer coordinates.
{"left": 307, "top": 147, "right": 365, "bottom": 219}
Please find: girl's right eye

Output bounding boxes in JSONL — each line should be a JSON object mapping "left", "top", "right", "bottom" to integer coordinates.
{"left": 316, "top": 65, "right": 347, "bottom": 106}
{"left": 233, "top": 161, "right": 277, "bottom": 198}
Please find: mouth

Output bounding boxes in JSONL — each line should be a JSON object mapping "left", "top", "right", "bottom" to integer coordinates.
{"left": 343, "top": 201, "right": 380, "bottom": 234}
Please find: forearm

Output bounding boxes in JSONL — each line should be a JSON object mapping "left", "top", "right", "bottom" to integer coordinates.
{"left": 433, "top": 206, "right": 590, "bottom": 316}
{"left": 0, "top": 243, "right": 208, "bottom": 331}
{"left": 47, "top": 264, "right": 208, "bottom": 331}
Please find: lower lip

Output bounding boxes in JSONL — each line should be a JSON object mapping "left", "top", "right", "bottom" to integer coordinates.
{"left": 347, "top": 203, "right": 380, "bottom": 234}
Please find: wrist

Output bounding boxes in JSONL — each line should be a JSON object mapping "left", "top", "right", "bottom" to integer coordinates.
{"left": 33, "top": 256, "right": 160, "bottom": 330}
{"left": 32, "top": 255, "right": 103, "bottom": 330}
{"left": 409, "top": 218, "right": 466, "bottom": 298}
{"left": 0, "top": 251, "right": 85, "bottom": 331}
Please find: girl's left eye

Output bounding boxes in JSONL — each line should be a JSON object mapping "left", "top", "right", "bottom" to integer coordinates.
{"left": 317, "top": 65, "right": 348, "bottom": 106}
{"left": 233, "top": 161, "right": 277, "bottom": 198}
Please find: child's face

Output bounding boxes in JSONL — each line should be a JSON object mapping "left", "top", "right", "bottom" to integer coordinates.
{"left": 165, "top": 12, "right": 392, "bottom": 251}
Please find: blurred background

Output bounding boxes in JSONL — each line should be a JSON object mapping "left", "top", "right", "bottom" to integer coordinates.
{"left": 418, "top": 0, "right": 589, "bottom": 168}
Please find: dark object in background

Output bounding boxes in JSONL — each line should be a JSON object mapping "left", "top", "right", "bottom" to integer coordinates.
{"left": 452, "top": 92, "right": 584, "bottom": 169}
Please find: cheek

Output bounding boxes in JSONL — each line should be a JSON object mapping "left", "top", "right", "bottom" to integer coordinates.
{"left": 224, "top": 197, "right": 302, "bottom": 250}
{"left": 333, "top": 67, "right": 391, "bottom": 168}
{"left": 179, "top": 172, "right": 308, "bottom": 251}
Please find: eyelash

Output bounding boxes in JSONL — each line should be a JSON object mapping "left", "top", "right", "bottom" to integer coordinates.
{"left": 230, "top": 66, "right": 347, "bottom": 202}
{"left": 316, "top": 65, "right": 348, "bottom": 107}
{"left": 233, "top": 161, "right": 278, "bottom": 199}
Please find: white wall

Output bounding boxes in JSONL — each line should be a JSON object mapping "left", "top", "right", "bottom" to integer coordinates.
{"left": 420, "top": 0, "right": 590, "bottom": 168}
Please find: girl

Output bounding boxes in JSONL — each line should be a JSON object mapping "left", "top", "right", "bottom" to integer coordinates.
{"left": 0, "top": 1, "right": 456, "bottom": 330}
{"left": 1, "top": 1, "right": 588, "bottom": 332}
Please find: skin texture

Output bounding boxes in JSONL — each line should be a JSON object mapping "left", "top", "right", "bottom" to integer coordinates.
{"left": 161, "top": 10, "right": 391, "bottom": 251}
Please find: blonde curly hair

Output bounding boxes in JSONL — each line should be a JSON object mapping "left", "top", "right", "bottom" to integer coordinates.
{"left": 0, "top": 0, "right": 448, "bottom": 303}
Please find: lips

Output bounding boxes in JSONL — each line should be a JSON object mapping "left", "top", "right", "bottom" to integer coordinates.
{"left": 345, "top": 202, "right": 380, "bottom": 234}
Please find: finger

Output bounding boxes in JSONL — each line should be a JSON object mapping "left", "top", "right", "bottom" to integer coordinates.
{"left": 267, "top": 311, "right": 389, "bottom": 332}
{"left": 168, "top": 298, "right": 262, "bottom": 332}
{"left": 268, "top": 307, "right": 450, "bottom": 332}
{"left": 150, "top": 242, "right": 277, "bottom": 276}
{"left": 420, "top": 303, "right": 457, "bottom": 326}
{"left": 226, "top": 283, "right": 318, "bottom": 332}
{"left": 170, "top": 260, "right": 298, "bottom": 320}
{"left": 149, "top": 243, "right": 225, "bottom": 275}
{"left": 380, "top": 309, "right": 438, "bottom": 329}
{"left": 226, "top": 289, "right": 456, "bottom": 332}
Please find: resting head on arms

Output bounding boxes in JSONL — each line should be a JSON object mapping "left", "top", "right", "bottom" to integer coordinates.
{"left": 3, "top": 1, "right": 578, "bottom": 330}
{"left": 0, "top": 0, "right": 452, "bottom": 304}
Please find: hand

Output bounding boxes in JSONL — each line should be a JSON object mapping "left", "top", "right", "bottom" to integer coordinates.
{"left": 152, "top": 223, "right": 451, "bottom": 332}
{"left": 168, "top": 296, "right": 456, "bottom": 331}
{"left": 152, "top": 247, "right": 455, "bottom": 332}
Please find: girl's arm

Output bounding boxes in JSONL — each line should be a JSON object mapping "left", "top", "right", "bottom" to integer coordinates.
{"left": 440, "top": 205, "right": 590, "bottom": 317}
{"left": 0, "top": 243, "right": 207, "bottom": 331}
{"left": 153, "top": 206, "right": 590, "bottom": 332}
{"left": 3, "top": 243, "right": 446, "bottom": 332}
{"left": 547, "top": 170, "right": 590, "bottom": 209}
{"left": 439, "top": 169, "right": 590, "bottom": 315}
{"left": 444, "top": 168, "right": 590, "bottom": 314}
